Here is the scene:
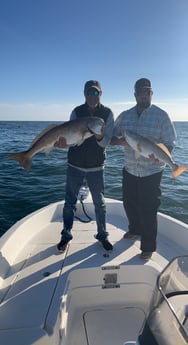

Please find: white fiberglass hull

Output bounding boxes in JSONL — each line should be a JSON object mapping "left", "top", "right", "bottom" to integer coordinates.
{"left": 0, "top": 196, "right": 188, "bottom": 345}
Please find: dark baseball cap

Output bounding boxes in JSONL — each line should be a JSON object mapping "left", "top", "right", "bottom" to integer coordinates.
{"left": 84, "top": 80, "right": 102, "bottom": 93}
{"left": 134, "top": 78, "right": 152, "bottom": 92}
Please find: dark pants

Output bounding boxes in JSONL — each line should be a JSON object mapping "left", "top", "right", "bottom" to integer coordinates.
{"left": 122, "top": 169, "right": 163, "bottom": 252}
{"left": 62, "top": 165, "right": 108, "bottom": 242}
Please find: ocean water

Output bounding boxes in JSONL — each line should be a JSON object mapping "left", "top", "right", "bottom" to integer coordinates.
{"left": 0, "top": 121, "right": 188, "bottom": 237}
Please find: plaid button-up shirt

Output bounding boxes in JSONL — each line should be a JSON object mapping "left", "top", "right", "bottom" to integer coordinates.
{"left": 113, "top": 104, "right": 176, "bottom": 177}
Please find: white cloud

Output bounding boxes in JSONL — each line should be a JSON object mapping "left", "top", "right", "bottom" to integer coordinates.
{"left": 0, "top": 98, "right": 187, "bottom": 122}
{"left": 107, "top": 99, "right": 188, "bottom": 121}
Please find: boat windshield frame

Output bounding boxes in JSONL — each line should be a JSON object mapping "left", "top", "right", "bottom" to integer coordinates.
{"left": 155, "top": 255, "right": 188, "bottom": 342}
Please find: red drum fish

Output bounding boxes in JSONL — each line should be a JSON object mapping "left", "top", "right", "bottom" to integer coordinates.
{"left": 125, "top": 130, "right": 187, "bottom": 179}
{"left": 9, "top": 117, "right": 104, "bottom": 171}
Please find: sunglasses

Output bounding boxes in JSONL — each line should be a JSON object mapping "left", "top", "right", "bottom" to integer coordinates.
{"left": 136, "top": 88, "right": 152, "bottom": 96}
{"left": 86, "top": 89, "right": 100, "bottom": 96}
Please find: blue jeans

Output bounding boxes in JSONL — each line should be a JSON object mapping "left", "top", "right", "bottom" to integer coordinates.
{"left": 61, "top": 165, "right": 108, "bottom": 242}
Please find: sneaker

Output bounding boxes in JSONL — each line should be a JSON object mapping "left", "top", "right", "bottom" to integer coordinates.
{"left": 57, "top": 238, "right": 70, "bottom": 252}
{"left": 101, "top": 239, "right": 113, "bottom": 251}
{"left": 140, "top": 251, "right": 153, "bottom": 260}
{"left": 123, "top": 231, "right": 140, "bottom": 240}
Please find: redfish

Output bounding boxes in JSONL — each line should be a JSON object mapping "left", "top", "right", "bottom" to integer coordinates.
{"left": 125, "top": 130, "right": 187, "bottom": 179}
{"left": 9, "top": 117, "right": 104, "bottom": 171}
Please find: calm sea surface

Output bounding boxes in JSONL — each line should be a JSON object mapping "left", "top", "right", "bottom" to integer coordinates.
{"left": 0, "top": 121, "right": 188, "bottom": 237}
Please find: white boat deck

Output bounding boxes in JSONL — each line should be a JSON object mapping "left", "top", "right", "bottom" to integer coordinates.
{"left": 0, "top": 198, "right": 188, "bottom": 344}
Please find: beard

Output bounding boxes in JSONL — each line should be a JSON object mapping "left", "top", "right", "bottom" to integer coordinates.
{"left": 139, "top": 99, "right": 150, "bottom": 109}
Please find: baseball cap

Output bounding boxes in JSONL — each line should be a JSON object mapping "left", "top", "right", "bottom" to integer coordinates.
{"left": 134, "top": 78, "right": 152, "bottom": 92}
{"left": 84, "top": 80, "right": 102, "bottom": 93}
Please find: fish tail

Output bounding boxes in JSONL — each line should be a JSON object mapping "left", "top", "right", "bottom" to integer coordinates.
{"left": 172, "top": 165, "right": 187, "bottom": 179}
{"left": 9, "top": 152, "right": 32, "bottom": 172}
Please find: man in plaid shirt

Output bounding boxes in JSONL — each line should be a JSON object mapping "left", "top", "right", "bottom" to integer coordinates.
{"left": 111, "top": 78, "right": 176, "bottom": 260}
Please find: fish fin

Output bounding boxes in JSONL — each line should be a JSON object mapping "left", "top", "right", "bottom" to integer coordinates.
{"left": 172, "top": 166, "right": 187, "bottom": 179}
{"left": 31, "top": 124, "right": 60, "bottom": 147}
{"left": 9, "top": 152, "right": 32, "bottom": 172}
{"left": 156, "top": 143, "right": 171, "bottom": 158}
{"left": 44, "top": 147, "right": 53, "bottom": 155}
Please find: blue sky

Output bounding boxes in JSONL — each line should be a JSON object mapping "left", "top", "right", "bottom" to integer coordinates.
{"left": 0, "top": 0, "right": 188, "bottom": 121}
